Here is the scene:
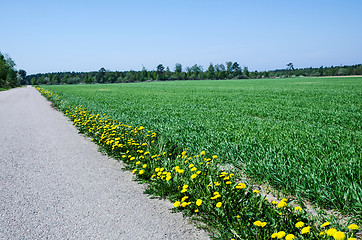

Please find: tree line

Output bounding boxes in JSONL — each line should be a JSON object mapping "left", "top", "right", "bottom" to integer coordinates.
{"left": 0, "top": 52, "right": 27, "bottom": 89}
{"left": 28, "top": 62, "right": 362, "bottom": 85}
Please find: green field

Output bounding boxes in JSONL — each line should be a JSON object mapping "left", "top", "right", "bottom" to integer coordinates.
{"left": 42, "top": 77, "right": 362, "bottom": 216}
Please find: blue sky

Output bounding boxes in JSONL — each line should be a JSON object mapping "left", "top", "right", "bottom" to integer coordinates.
{"left": 1, "top": 0, "right": 361, "bottom": 74}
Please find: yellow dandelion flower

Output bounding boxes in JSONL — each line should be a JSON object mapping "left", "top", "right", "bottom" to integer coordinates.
{"left": 276, "top": 231, "right": 286, "bottom": 239}
{"left": 194, "top": 209, "right": 199, "bottom": 213}
{"left": 183, "top": 184, "right": 188, "bottom": 189}
{"left": 216, "top": 202, "right": 222, "bottom": 208}
{"left": 181, "top": 196, "right": 189, "bottom": 202}
{"left": 191, "top": 174, "right": 197, "bottom": 179}
{"left": 294, "top": 206, "right": 302, "bottom": 212}
{"left": 285, "top": 234, "right": 295, "bottom": 240}
{"left": 236, "top": 215, "right": 241, "bottom": 218}
{"left": 226, "top": 181, "right": 232, "bottom": 185}
{"left": 188, "top": 164, "right": 194, "bottom": 168}
{"left": 321, "top": 222, "right": 330, "bottom": 228}
{"left": 253, "top": 190, "right": 260, "bottom": 194}
{"left": 155, "top": 168, "right": 160, "bottom": 172}
{"left": 277, "top": 201, "right": 287, "bottom": 208}
{"left": 200, "top": 151, "right": 205, "bottom": 156}
{"left": 130, "top": 157, "right": 135, "bottom": 161}
{"left": 327, "top": 228, "right": 337, "bottom": 236}
{"left": 142, "top": 164, "right": 147, "bottom": 168}
{"left": 151, "top": 174, "right": 156, "bottom": 178}
{"left": 166, "top": 175, "right": 171, "bottom": 181}
{"left": 235, "top": 183, "right": 246, "bottom": 189}
{"left": 348, "top": 224, "right": 359, "bottom": 230}
{"left": 212, "top": 155, "right": 218, "bottom": 159}
{"left": 132, "top": 169, "right": 137, "bottom": 174}
{"left": 139, "top": 170, "right": 144, "bottom": 175}
{"left": 254, "top": 221, "right": 262, "bottom": 227}
{"left": 348, "top": 238, "right": 356, "bottom": 240}
{"left": 295, "top": 221, "right": 305, "bottom": 228}
{"left": 181, "top": 189, "right": 187, "bottom": 193}
{"left": 178, "top": 169, "right": 184, "bottom": 174}
{"left": 301, "top": 226, "right": 311, "bottom": 234}
{"left": 196, "top": 199, "right": 202, "bottom": 206}
{"left": 181, "top": 202, "right": 188, "bottom": 207}
{"left": 191, "top": 167, "right": 197, "bottom": 172}
{"left": 214, "top": 182, "right": 221, "bottom": 186}
{"left": 271, "top": 233, "right": 278, "bottom": 238}
{"left": 333, "top": 231, "right": 346, "bottom": 240}
{"left": 174, "top": 201, "right": 181, "bottom": 207}
{"left": 320, "top": 231, "right": 326, "bottom": 235}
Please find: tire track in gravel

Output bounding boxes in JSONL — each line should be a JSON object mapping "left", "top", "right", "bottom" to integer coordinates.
{"left": 0, "top": 86, "right": 209, "bottom": 240}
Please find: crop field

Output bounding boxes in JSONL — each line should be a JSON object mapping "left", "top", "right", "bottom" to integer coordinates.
{"left": 38, "top": 77, "right": 361, "bottom": 239}
{"left": 41, "top": 77, "right": 361, "bottom": 217}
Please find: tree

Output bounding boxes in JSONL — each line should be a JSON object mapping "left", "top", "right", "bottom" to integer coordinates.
{"left": 18, "top": 69, "right": 27, "bottom": 85}
{"left": 232, "top": 62, "right": 241, "bottom": 76}
{"left": 243, "top": 67, "right": 250, "bottom": 78}
{"left": 96, "top": 67, "right": 106, "bottom": 83}
{"left": 286, "top": 63, "right": 295, "bottom": 71}
{"left": 175, "top": 63, "right": 182, "bottom": 73}
{"left": 207, "top": 63, "right": 215, "bottom": 79}
{"left": 156, "top": 64, "right": 165, "bottom": 80}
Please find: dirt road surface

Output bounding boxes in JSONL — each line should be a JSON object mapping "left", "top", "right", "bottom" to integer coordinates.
{"left": 0, "top": 87, "right": 209, "bottom": 239}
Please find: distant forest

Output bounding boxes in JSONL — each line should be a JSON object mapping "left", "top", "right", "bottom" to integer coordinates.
{"left": 28, "top": 63, "right": 362, "bottom": 85}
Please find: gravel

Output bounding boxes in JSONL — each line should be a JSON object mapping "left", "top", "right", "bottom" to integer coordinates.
{"left": 0, "top": 86, "right": 209, "bottom": 240}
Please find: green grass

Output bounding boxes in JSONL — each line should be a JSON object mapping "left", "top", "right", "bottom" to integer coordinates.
{"left": 42, "top": 77, "right": 362, "bottom": 216}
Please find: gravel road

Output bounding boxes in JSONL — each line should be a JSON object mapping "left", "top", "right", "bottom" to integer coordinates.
{"left": 0, "top": 86, "right": 209, "bottom": 240}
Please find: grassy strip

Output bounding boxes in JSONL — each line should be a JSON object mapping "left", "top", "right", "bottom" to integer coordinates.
{"left": 37, "top": 87, "right": 359, "bottom": 240}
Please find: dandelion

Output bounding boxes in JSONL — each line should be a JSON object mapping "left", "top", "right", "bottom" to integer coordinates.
{"left": 194, "top": 209, "right": 199, "bottom": 213}
{"left": 254, "top": 221, "right": 267, "bottom": 227}
{"left": 166, "top": 175, "right": 171, "bottom": 181}
{"left": 174, "top": 201, "right": 181, "bottom": 207}
{"left": 320, "top": 222, "right": 330, "bottom": 228}
{"left": 285, "top": 234, "right": 295, "bottom": 240}
{"left": 200, "top": 151, "right": 205, "bottom": 156}
{"left": 301, "top": 226, "right": 311, "bottom": 234}
{"left": 226, "top": 181, "right": 232, "bottom": 185}
{"left": 235, "top": 183, "right": 246, "bottom": 189}
{"left": 191, "top": 174, "right": 198, "bottom": 179}
{"left": 294, "top": 206, "right": 302, "bottom": 212}
{"left": 276, "top": 231, "right": 286, "bottom": 239}
{"left": 189, "top": 164, "right": 194, "bottom": 168}
{"left": 348, "top": 224, "right": 359, "bottom": 230}
{"left": 142, "top": 164, "right": 147, "bottom": 168}
{"left": 348, "top": 238, "right": 356, "bottom": 240}
{"left": 214, "top": 182, "right": 221, "bottom": 186}
{"left": 212, "top": 155, "right": 218, "bottom": 159}
{"left": 277, "top": 201, "right": 287, "bottom": 208}
{"left": 216, "top": 202, "right": 222, "bottom": 208}
{"left": 191, "top": 167, "right": 197, "bottom": 172}
{"left": 253, "top": 190, "right": 260, "bottom": 194}
{"left": 272, "top": 201, "right": 278, "bottom": 205}
{"left": 132, "top": 169, "right": 137, "bottom": 174}
{"left": 181, "top": 202, "right": 188, "bottom": 207}
{"left": 236, "top": 215, "right": 241, "bottom": 218}
{"left": 196, "top": 199, "right": 202, "bottom": 206}
{"left": 181, "top": 196, "right": 189, "bottom": 202}
{"left": 271, "top": 233, "right": 278, "bottom": 238}
{"left": 139, "top": 170, "right": 144, "bottom": 175}
{"left": 295, "top": 221, "right": 305, "bottom": 228}
{"left": 333, "top": 231, "right": 346, "bottom": 240}
{"left": 327, "top": 228, "right": 338, "bottom": 236}
{"left": 136, "top": 161, "right": 140, "bottom": 165}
